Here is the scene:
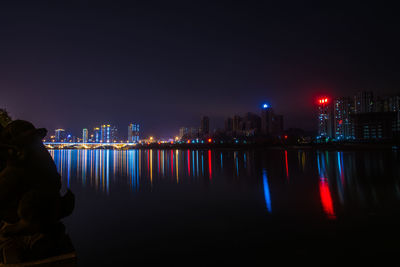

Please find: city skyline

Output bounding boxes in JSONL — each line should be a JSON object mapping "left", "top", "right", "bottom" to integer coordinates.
{"left": 38, "top": 91, "right": 400, "bottom": 141}
{"left": 1, "top": 2, "right": 400, "bottom": 138}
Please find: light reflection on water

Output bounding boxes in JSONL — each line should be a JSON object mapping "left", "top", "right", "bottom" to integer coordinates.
{"left": 49, "top": 148, "right": 400, "bottom": 219}
{"left": 50, "top": 149, "right": 222, "bottom": 194}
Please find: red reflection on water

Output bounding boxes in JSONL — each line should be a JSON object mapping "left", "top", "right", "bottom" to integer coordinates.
{"left": 187, "top": 150, "right": 191, "bottom": 176}
{"left": 319, "top": 178, "right": 336, "bottom": 219}
{"left": 208, "top": 150, "right": 212, "bottom": 180}
{"left": 285, "top": 150, "right": 289, "bottom": 180}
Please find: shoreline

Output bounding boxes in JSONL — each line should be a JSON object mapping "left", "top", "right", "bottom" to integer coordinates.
{"left": 45, "top": 142, "right": 400, "bottom": 151}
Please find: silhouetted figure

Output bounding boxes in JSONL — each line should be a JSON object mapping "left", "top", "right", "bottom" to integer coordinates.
{"left": 0, "top": 120, "right": 76, "bottom": 265}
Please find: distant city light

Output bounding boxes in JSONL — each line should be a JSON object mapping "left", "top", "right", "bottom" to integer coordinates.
{"left": 262, "top": 103, "right": 269, "bottom": 109}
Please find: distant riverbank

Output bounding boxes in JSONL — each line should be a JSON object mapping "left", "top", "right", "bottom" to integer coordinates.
{"left": 45, "top": 142, "right": 399, "bottom": 151}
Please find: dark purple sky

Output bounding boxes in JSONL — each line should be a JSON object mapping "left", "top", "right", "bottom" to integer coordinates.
{"left": 1, "top": 1, "right": 400, "bottom": 139}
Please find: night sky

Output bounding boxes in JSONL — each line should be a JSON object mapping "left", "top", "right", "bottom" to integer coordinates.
{"left": 1, "top": 1, "right": 399, "bottom": 138}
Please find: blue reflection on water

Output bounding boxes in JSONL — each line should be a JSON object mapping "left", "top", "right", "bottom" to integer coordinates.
{"left": 262, "top": 169, "right": 272, "bottom": 213}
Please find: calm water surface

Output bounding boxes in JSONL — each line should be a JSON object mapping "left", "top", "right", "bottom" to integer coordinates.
{"left": 50, "top": 148, "right": 400, "bottom": 266}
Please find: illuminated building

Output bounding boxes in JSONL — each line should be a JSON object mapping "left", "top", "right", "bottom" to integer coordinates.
{"left": 93, "top": 127, "right": 101, "bottom": 142}
{"left": 317, "top": 98, "right": 334, "bottom": 138}
{"left": 333, "top": 97, "right": 355, "bottom": 140}
{"left": 101, "top": 124, "right": 117, "bottom": 143}
{"left": 352, "top": 112, "right": 397, "bottom": 140}
{"left": 179, "top": 127, "right": 188, "bottom": 139}
{"left": 354, "top": 91, "right": 374, "bottom": 113}
{"left": 82, "top": 128, "right": 88, "bottom": 143}
{"left": 374, "top": 95, "right": 400, "bottom": 134}
{"left": 261, "top": 103, "right": 284, "bottom": 136}
{"left": 318, "top": 93, "right": 400, "bottom": 141}
{"left": 128, "top": 123, "right": 140, "bottom": 143}
{"left": 55, "top": 129, "right": 66, "bottom": 142}
{"left": 178, "top": 127, "right": 199, "bottom": 140}
{"left": 261, "top": 104, "right": 273, "bottom": 135}
{"left": 200, "top": 116, "right": 210, "bottom": 136}
{"left": 232, "top": 115, "right": 242, "bottom": 134}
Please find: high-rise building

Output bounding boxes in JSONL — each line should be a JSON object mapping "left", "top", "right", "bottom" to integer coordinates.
{"left": 101, "top": 124, "right": 117, "bottom": 143}
{"left": 374, "top": 95, "right": 400, "bottom": 135}
{"left": 354, "top": 91, "right": 374, "bottom": 113}
{"left": 352, "top": 112, "right": 396, "bottom": 140}
{"left": 233, "top": 115, "right": 242, "bottom": 134}
{"left": 317, "top": 98, "right": 334, "bottom": 138}
{"left": 224, "top": 118, "right": 233, "bottom": 132}
{"left": 128, "top": 123, "right": 140, "bottom": 142}
{"left": 261, "top": 104, "right": 274, "bottom": 135}
{"left": 179, "top": 127, "right": 188, "bottom": 139}
{"left": 243, "top": 112, "right": 261, "bottom": 136}
{"left": 333, "top": 97, "right": 355, "bottom": 140}
{"left": 317, "top": 93, "right": 400, "bottom": 141}
{"left": 190, "top": 128, "right": 199, "bottom": 139}
{"left": 93, "top": 127, "right": 101, "bottom": 142}
{"left": 272, "top": 114, "right": 284, "bottom": 136}
{"left": 200, "top": 116, "right": 210, "bottom": 136}
{"left": 55, "top": 129, "right": 66, "bottom": 142}
{"left": 82, "top": 128, "right": 88, "bottom": 143}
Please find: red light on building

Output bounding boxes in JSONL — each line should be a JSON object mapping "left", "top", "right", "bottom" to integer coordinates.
{"left": 318, "top": 97, "right": 329, "bottom": 105}
{"left": 284, "top": 135, "right": 288, "bottom": 139}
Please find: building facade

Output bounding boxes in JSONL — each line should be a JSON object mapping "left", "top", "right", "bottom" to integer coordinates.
{"left": 82, "top": 128, "right": 88, "bottom": 143}
{"left": 317, "top": 92, "right": 400, "bottom": 141}
{"left": 224, "top": 118, "right": 233, "bottom": 133}
{"left": 200, "top": 116, "right": 210, "bottom": 136}
{"left": 55, "top": 129, "right": 66, "bottom": 142}
{"left": 93, "top": 127, "right": 101, "bottom": 142}
{"left": 101, "top": 124, "right": 117, "bottom": 143}
{"left": 352, "top": 112, "right": 396, "bottom": 140}
{"left": 317, "top": 98, "right": 334, "bottom": 138}
{"left": 261, "top": 104, "right": 284, "bottom": 136}
{"left": 354, "top": 91, "right": 374, "bottom": 113}
{"left": 333, "top": 97, "right": 355, "bottom": 140}
{"left": 179, "top": 127, "right": 188, "bottom": 139}
{"left": 128, "top": 123, "right": 140, "bottom": 143}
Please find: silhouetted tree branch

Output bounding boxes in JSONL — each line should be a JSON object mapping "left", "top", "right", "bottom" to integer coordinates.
{"left": 0, "top": 109, "right": 12, "bottom": 127}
